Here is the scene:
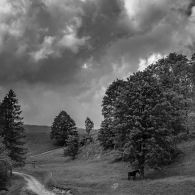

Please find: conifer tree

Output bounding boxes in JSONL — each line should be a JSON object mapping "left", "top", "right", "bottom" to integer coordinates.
{"left": 50, "top": 110, "right": 78, "bottom": 146}
{"left": 85, "top": 117, "right": 94, "bottom": 135}
{"left": 0, "top": 89, "right": 27, "bottom": 166}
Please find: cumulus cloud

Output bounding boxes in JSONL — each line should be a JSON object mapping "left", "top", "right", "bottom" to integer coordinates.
{"left": 138, "top": 53, "right": 164, "bottom": 71}
{"left": 0, "top": 0, "right": 195, "bottom": 128}
{"left": 30, "top": 36, "right": 57, "bottom": 61}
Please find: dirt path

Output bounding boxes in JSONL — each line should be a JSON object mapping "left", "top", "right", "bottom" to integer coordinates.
{"left": 29, "top": 148, "right": 63, "bottom": 158}
{"left": 13, "top": 172, "right": 56, "bottom": 195}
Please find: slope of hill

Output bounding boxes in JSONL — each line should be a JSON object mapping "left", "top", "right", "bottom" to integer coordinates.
{"left": 24, "top": 125, "right": 59, "bottom": 156}
{"left": 24, "top": 124, "right": 98, "bottom": 156}
{"left": 26, "top": 136, "right": 195, "bottom": 195}
{"left": 21, "top": 124, "right": 195, "bottom": 194}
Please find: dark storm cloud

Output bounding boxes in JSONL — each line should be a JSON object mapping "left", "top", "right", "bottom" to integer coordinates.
{"left": 0, "top": 0, "right": 195, "bottom": 127}
{"left": 0, "top": 0, "right": 125, "bottom": 86}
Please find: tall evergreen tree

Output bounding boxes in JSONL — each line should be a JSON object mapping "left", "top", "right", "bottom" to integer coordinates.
{"left": 50, "top": 110, "right": 78, "bottom": 146}
{"left": 0, "top": 90, "right": 27, "bottom": 166}
{"left": 85, "top": 117, "right": 94, "bottom": 135}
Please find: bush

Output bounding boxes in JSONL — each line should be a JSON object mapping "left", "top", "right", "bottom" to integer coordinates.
{"left": 64, "top": 135, "right": 79, "bottom": 160}
{"left": 0, "top": 138, "right": 12, "bottom": 191}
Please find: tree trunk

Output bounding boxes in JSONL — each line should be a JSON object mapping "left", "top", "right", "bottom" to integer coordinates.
{"left": 140, "top": 166, "right": 144, "bottom": 178}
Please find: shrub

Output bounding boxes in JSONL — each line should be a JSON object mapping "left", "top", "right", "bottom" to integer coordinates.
{"left": 64, "top": 135, "right": 79, "bottom": 160}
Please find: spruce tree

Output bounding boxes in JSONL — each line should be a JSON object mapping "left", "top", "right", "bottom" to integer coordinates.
{"left": 50, "top": 110, "right": 78, "bottom": 146}
{"left": 0, "top": 89, "right": 27, "bottom": 166}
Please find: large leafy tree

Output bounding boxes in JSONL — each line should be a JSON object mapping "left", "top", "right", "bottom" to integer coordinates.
{"left": 98, "top": 79, "right": 126, "bottom": 150}
{"left": 114, "top": 70, "right": 187, "bottom": 178}
{"left": 146, "top": 53, "right": 194, "bottom": 134}
{"left": 50, "top": 110, "right": 78, "bottom": 146}
{"left": 85, "top": 117, "right": 94, "bottom": 135}
{"left": 98, "top": 118, "right": 116, "bottom": 150}
{"left": 0, "top": 90, "right": 27, "bottom": 166}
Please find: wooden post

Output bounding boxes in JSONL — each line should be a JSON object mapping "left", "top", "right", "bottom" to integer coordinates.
{"left": 32, "top": 161, "right": 36, "bottom": 168}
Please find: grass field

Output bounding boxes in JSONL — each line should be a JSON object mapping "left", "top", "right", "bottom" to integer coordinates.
{"left": 5, "top": 124, "right": 195, "bottom": 195}
{"left": 26, "top": 136, "right": 195, "bottom": 195}
{"left": 24, "top": 124, "right": 96, "bottom": 156}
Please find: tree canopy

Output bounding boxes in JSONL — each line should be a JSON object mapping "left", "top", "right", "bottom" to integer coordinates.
{"left": 85, "top": 117, "right": 94, "bottom": 135}
{"left": 98, "top": 79, "right": 126, "bottom": 150}
{"left": 98, "top": 53, "right": 194, "bottom": 177}
{"left": 0, "top": 89, "right": 27, "bottom": 166}
{"left": 50, "top": 110, "right": 78, "bottom": 146}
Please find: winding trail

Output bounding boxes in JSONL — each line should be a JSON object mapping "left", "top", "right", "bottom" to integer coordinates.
{"left": 13, "top": 172, "right": 56, "bottom": 195}
{"left": 29, "top": 148, "right": 63, "bottom": 158}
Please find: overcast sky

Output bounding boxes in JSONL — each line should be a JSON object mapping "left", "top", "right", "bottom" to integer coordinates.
{"left": 0, "top": 0, "right": 195, "bottom": 128}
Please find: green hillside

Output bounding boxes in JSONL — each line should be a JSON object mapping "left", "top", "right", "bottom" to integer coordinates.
{"left": 24, "top": 124, "right": 98, "bottom": 156}
{"left": 7, "top": 124, "right": 195, "bottom": 195}
{"left": 26, "top": 136, "right": 195, "bottom": 195}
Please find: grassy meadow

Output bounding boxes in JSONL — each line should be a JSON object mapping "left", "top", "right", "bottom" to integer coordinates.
{"left": 3, "top": 125, "right": 195, "bottom": 195}
{"left": 27, "top": 138, "right": 195, "bottom": 195}
{"left": 24, "top": 125, "right": 93, "bottom": 156}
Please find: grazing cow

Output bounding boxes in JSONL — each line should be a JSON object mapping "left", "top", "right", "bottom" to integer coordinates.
{"left": 128, "top": 169, "right": 140, "bottom": 180}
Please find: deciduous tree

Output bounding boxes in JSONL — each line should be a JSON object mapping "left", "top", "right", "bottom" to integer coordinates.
{"left": 85, "top": 117, "right": 94, "bottom": 135}
{"left": 146, "top": 53, "right": 194, "bottom": 134}
{"left": 50, "top": 110, "right": 77, "bottom": 146}
{"left": 114, "top": 70, "right": 186, "bottom": 178}
{"left": 98, "top": 79, "right": 126, "bottom": 150}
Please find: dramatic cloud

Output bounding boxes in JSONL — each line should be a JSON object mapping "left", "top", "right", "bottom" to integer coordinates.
{"left": 138, "top": 53, "right": 163, "bottom": 72}
{"left": 0, "top": 0, "right": 195, "bottom": 128}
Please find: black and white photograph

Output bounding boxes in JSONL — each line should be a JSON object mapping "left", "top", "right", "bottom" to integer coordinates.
{"left": 0, "top": 0, "right": 195, "bottom": 194}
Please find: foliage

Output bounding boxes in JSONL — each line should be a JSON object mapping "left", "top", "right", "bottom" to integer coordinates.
{"left": 98, "top": 79, "right": 126, "bottom": 150}
{"left": 0, "top": 89, "right": 27, "bottom": 166}
{"left": 64, "top": 135, "right": 79, "bottom": 160}
{"left": 85, "top": 117, "right": 94, "bottom": 135}
{"left": 0, "top": 137, "right": 12, "bottom": 190}
{"left": 0, "top": 137, "right": 11, "bottom": 164}
{"left": 50, "top": 110, "right": 77, "bottom": 146}
{"left": 114, "top": 69, "right": 188, "bottom": 177}
{"left": 98, "top": 53, "right": 195, "bottom": 177}
{"left": 146, "top": 53, "right": 194, "bottom": 134}
{"left": 98, "top": 118, "right": 115, "bottom": 150}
